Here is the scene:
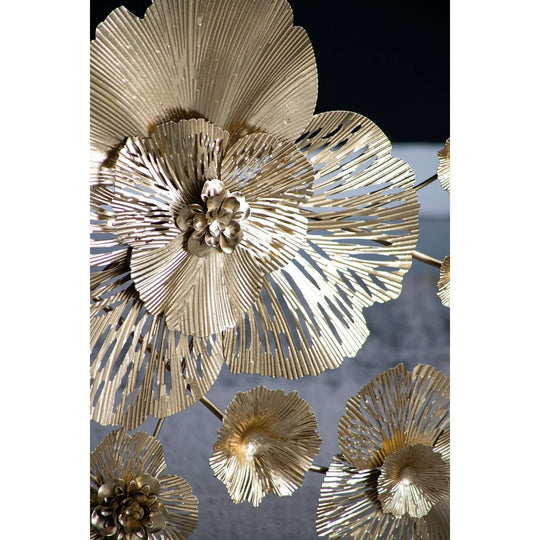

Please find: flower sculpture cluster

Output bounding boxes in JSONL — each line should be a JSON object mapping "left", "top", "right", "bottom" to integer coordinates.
{"left": 210, "top": 386, "right": 322, "bottom": 506}
{"left": 90, "top": 0, "right": 449, "bottom": 538}
{"left": 91, "top": 430, "right": 198, "bottom": 540}
{"left": 317, "top": 364, "right": 450, "bottom": 539}
{"left": 90, "top": 0, "right": 420, "bottom": 430}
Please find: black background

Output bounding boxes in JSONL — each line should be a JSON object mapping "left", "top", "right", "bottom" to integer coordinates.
{"left": 90, "top": 0, "right": 449, "bottom": 142}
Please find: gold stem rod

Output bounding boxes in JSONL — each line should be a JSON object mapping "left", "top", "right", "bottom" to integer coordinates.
{"left": 199, "top": 395, "right": 225, "bottom": 421}
{"left": 153, "top": 417, "right": 165, "bottom": 438}
{"left": 309, "top": 464, "right": 329, "bottom": 474}
{"left": 413, "top": 174, "right": 438, "bottom": 191}
{"left": 412, "top": 250, "right": 442, "bottom": 268}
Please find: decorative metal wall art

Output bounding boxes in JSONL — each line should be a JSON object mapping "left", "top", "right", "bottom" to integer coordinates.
{"left": 90, "top": 1, "right": 449, "bottom": 538}
{"left": 90, "top": 0, "right": 420, "bottom": 430}
{"left": 209, "top": 386, "right": 322, "bottom": 506}
{"left": 316, "top": 364, "right": 450, "bottom": 539}
{"left": 91, "top": 429, "right": 198, "bottom": 540}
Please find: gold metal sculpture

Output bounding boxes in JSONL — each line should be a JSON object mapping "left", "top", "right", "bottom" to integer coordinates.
{"left": 209, "top": 386, "right": 322, "bottom": 506}
{"left": 90, "top": 429, "right": 198, "bottom": 539}
{"left": 316, "top": 364, "right": 450, "bottom": 539}
{"left": 91, "top": 0, "right": 419, "bottom": 430}
{"left": 437, "top": 138, "right": 450, "bottom": 307}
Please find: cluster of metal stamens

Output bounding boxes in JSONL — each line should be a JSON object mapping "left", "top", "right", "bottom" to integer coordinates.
{"left": 91, "top": 473, "right": 168, "bottom": 539}
{"left": 176, "top": 179, "right": 250, "bottom": 257}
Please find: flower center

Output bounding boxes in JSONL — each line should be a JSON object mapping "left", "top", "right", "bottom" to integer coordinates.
{"left": 176, "top": 179, "right": 250, "bottom": 257}
{"left": 91, "top": 475, "right": 168, "bottom": 538}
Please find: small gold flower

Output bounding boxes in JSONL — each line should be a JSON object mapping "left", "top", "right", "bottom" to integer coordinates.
{"left": 317, "top": 364, "right": 450, "bottom": 539}
{"left": 209, "top": 386, "right": 322, "bottom": 506}
{"left": 91, "top": 429, "right": 198, "bottom": 540}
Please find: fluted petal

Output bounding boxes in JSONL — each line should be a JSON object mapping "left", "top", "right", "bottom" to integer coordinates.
{"left": 158, "top": 475, "right": 199, "bottom": 540}
{"left": 224, "top": 112, "right": 419, "bottom": 379}
{"left": 90, "top": 430, "right": 166, "bottom": 486}
{"left": 209, "top": 386, "right": 321, "bottom": 506}
{"left": 338, "top": 364, "right": 450, "bottom": 469}
{"left": 90, "top": 260, "right": 223, "bottom": 429}
{"left": 91, "top": 0, "right": 317, "bottom": 169}
{"left": 437, "top": 138, "right": 450, "bottom": 193}
{"left": 221, "top": 132, "right": 313, "bottom": 272}
{"left": 437, "top": 255, "right": 450, "bottom": 307}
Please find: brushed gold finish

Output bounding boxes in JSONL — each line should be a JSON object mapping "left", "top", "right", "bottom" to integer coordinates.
{"left": 437, "top": 139, "right": 450, "bottom": 193}
{"left": 91, "top": 0, "right": 420, "bottom": 429}
{"left": 438, "top": 255, "right": 450, "bottom": 307}
{"left": 317, "top": 364, "right": 450, "bottom": 539}
{"left": 209, "top": 386, "right": 322, "bottom": 506}
{"left": 90, "top": 429, "right": 198, "bottom": 539}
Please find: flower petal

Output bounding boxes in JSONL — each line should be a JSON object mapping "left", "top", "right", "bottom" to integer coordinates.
{"left": 91, "top": 0, "right": 317, "bottom": 168}
{"left": 159, "top": 474, "right": 199, "bottom": 540}
{"left": 337, "top": 364, "right": 450, "bottom": 469}
{"left": 437, "top": 255, "right": 450, "bottom": 307}
{"left": 90, "top": 259, "right": 223, "bottom": 429}
{"left": 221, "top": 132, "right": 313, "bottom": 272}
{"left": 437, "top": 138, "right": 450, "bottom": 193}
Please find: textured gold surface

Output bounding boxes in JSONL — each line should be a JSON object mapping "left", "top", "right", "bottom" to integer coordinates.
{"left": 437, "top": 138, "right": 450, "bottom": 193}
{"left": 437, "top": 255, "right": 450, "bottom": 307}
{"left": 91, "top": 0, "right": 420, "bottom": 429}
{"left": 91, "top": 429, "right": 198, "bottom": 539}
{"left": 209, "top": 386, "right": 321, "bottom": 506}
{"left": 317, "top": 364, "right": 450, "bottom": 539}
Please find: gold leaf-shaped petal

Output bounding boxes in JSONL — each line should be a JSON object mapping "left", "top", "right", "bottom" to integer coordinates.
{"left": 377, "top": 444, "right": 450, "bottom": 518}
{"left": 437, "top": 255, "right": 450, "bottom": 307}
{"left": 437, "top": 138, "right": 450, "bottom": 193}
{"left": 224, "top": 112, "right": 419, "bottom": 379}
{"left": 209, "top": 386, "right": 321, "bottom": 506}
{"left": 338, "top": 364, "right": 450, "bottom": 469}
{"left": 91, "top": 0, "right": 317, "bottom": 169}
{"left": 221, "top": 132, "right": 313, "bottom": 272}
{"left": 90, "top": 256, "right": 223, "bottom": 429}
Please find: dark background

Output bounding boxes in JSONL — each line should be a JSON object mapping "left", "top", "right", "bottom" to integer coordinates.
{"left": 90, "top": 0, "right": 449, "bottom": 142}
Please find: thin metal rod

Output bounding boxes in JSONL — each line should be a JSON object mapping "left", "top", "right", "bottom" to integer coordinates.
{"left": 200, "top": 395, "right": 225, "bottom": 421}
{"left": 413, "top": 174, "right": 438, "bottom": 191}
{"left": 412, "top": 250, "right": 442, "bottom": 268}
{"left": 309, "top": 464, "right": 329, "bottom": 474}
{"left": 153, "top": 417, "right": 165, "bottom": 438}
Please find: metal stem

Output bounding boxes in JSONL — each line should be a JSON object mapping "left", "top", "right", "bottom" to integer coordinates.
{"left": 412, "top": 250, "right": 442, "bottom": 268}
{"left": 413, "top": 174, "right": 438, "bottom": 191}
{"left": 200, "top": 395, "right": 225, "bottom": 421}
{"left": 153, "top": 417, "right": 165, "bottom": 438}
{"left": 309, "top": 464, "right": 329, "bottom": 474}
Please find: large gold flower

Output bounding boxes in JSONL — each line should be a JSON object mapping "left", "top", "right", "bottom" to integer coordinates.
{"left": 437, "top": 138, "right": 450, "bottom": 307}
{"left": 91, "top": 0, "right": 420, "bottom": 429}
{"left": 90, "top": 429, "right": 198, "bottom": 540}
{"left": 209, "top": 386, "right": 322, "bottom": 506}
{"left": 317, "top": 364, "right": 450, "bottom": 539}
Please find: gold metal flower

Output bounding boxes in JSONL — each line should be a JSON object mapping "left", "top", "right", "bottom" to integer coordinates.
{"left": 91, "top": 429, "right": 198, "bottom": 540}
{"left": 437, "top": 255, "right": 450, "bottom": 307}
{"left": 317, "top": 364, "right": 450, "bottom": 539}
{"left": 209, "top": 386, "right": 322, "bottom": 506}
{"left": 437, "top": 138, "right": 450, "bottom": 193}
{"left": 91, "top": 0, "right": 420, "bottom": 429}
